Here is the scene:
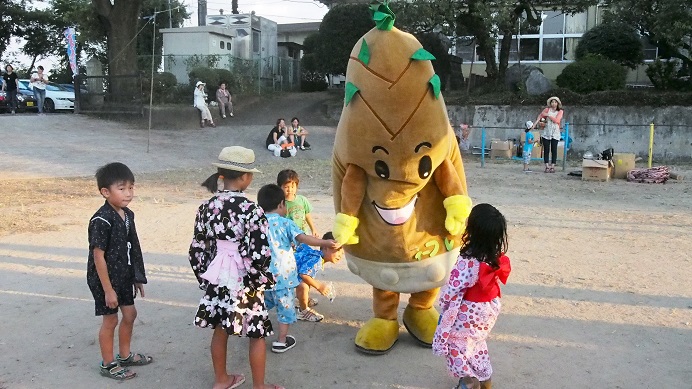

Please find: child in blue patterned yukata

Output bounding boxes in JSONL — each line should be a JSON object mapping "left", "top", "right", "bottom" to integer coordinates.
{"left": 294, "top": 232, "right": 342, "bottom": 322}
{"left": 277, "top": 169, "right": 318, "bottom": 237}
{"left": 257, "top": 184, "right": 338, "bottom": 353}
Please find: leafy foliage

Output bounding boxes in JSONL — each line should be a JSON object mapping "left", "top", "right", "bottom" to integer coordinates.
{"left": 646, "top": 60, "right": 691, "bottom": 91}
{"left": 604, "top": 0, "right": 692, "bottom": 70}
{"left": 137, "top": 0, "right": 189, "bottom": 72}
{"left": 0, "top": 0, "right": 26, "bottom": 58}
{"left": 188, "top": 67, "right": 219, "bottom": 88}
{"left": 556, "top": 55, "right": 626, "bottom": 93}
{"left": 575, "top": 22, "right": 643, "bottom": 69}
{"left": 308, "top": 4, "right": 373, "bottom": 75}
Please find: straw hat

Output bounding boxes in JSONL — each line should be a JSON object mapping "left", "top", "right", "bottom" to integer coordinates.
{"left": 547, "top": 96, "right": 562, "bottom": 109}
{"left": 212, "top": 146, "right": 261, "bottom": 173}
{"left": 195, "top": 80, "right": 205, "bottom": 87}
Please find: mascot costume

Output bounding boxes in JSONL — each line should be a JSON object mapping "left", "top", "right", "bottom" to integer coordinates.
{"left": 332, "top": 1, "right": 472, "bottom": 354}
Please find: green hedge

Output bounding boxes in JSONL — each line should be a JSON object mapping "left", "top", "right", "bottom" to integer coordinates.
{"left": 556, "top": 56, "right": 626, "bottom": 93}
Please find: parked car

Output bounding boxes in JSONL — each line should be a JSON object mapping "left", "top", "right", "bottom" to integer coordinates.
{"left": 17, "top": 79, "right": 75, "bottom": 112}
{"left": 59, "top": 83, "right": 88, "bottom": 95}
{"left": 0, "top": 82, "right": 40, "bottom": 113}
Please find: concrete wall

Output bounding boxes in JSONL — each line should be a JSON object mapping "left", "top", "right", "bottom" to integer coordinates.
{"left": 445, "top": 105, "right": 692, "bottom": 161}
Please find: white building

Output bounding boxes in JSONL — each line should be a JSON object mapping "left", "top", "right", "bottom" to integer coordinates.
{"left": 161, "top": 13, "right": 278, "bottom": 84}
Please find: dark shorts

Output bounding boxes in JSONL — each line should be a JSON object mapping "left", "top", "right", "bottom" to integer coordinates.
{"left": 90, "top": 282, "right": 136, "bottom": 316}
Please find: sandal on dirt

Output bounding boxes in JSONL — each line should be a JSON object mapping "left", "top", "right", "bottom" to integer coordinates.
{"left": 117, "top": 352, "right": 153, "bottom": 366}
{"left": 544, "top": 167, "right": 550, "bottom": 173}
{"left": 549, "top": 167, "right": 556, "bottom": 173}
{"left": 222, "top": 374, "right": 245, "bottom": 389}
{"left": 100, "top": 361, "right": 136, "bottom": 380}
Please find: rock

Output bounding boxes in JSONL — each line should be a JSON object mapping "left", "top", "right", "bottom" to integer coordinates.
{"left": 525, "top": 69, "right": 553, "bottom": 95}
{"left": 504, "top": 64, "right": 542, "bottom": 90}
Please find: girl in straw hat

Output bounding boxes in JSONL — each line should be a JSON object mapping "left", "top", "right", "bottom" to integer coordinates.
{"left": 188, "top": 146, "right": 284, "bottom": 389}
{"left": 530, "top": 96, "right": 563, "bottom": 173}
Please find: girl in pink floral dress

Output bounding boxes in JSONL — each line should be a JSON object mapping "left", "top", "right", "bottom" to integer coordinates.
{"left": 433, "top": 203, "right": 511, "bottom": 389}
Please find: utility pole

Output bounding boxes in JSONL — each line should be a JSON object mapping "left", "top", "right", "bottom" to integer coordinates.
{"left": 198, "top": 0, "right": 207, "bottom": 26}
{"left": 168, "top": 0, "right": 172, "bottom": 28}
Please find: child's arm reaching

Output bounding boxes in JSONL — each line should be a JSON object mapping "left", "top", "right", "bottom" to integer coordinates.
{"left": 305, "top": 213, "right": 319, "bottom": 237}
{"left": 296, "top": 234, "right": 338, "bottom": 250}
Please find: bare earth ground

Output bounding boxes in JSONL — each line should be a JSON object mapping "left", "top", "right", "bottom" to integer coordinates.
{"left": 0, "top": 97, "right": 691, "bottom": 388}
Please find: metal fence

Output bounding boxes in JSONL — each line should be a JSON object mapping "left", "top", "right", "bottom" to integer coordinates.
{"left": 75, "top": 74, "right": 144, "bottom": 115}
{"left": 139, "top": 54, "right": 302, "bottom": 94}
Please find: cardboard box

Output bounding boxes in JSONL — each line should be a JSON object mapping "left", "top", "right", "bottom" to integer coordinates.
{"left": 582, "top": 159, "right": 613, "bottom": 182}
{"left": 490, "top": 140, "right": 514, "bottom": 159}
{"left": 612, "top": 153, "right": 636, "bottom": 179}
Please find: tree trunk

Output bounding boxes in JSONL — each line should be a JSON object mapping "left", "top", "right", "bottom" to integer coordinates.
{"left": 498, "top": 31, "right": 513, "bottom": 80}
{"left": 92, "top": 0, "right": 143, "bottom": 102}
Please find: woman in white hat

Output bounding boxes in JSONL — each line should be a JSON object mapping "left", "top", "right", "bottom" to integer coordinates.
{"left": 189, "top": 146, "right": 284, "bottom": 389}
{"left": 193, "top": 81, "right": 216, "bottom": 128}
{"left": 530, "top": 96, "right": 563, "bottom": 173}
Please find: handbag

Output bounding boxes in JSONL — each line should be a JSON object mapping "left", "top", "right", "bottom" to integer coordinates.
{"left": 280, "top": 148, "right": 291, "bottom": 158}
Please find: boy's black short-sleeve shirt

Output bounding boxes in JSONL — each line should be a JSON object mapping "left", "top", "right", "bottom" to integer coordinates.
{"left": 2, "top": 72, "right": 18, "bottom": 91}
{"left": 87, "top": 201, "right": 147, "bottom": 296}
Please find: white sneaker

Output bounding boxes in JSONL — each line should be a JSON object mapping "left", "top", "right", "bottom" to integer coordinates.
{"left": 222, "top": 114, "right": 226, "bottom": 118}
{"left": 230, "top": 113, "right": 234, "bottom": 117}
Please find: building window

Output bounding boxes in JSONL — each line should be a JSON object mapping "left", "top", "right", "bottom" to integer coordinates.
{"left": 252, "top": 30, "right": 260, "bottom": 53}
{"left": 642, "top": 38, "right": 658, "bottom": 61}
{"left": 227, "top": 42, "right": 232, "bottom": 51}
{"left": 519, "top": 38, "right": 540, "bottom": 61}
{"left": 542, "top": 11, "right": 564, "bottom": 34}
{"left": 542, "top": 38, "right": 563, "bottom": 61}
{"left": 563, "top": 38, "right": 580, "bottom": 61}
{"left": 220, "top": 41, "right": 225, "bottom": 49}
{"left": 565, "top": 12, "right": 587, "bottom": 34}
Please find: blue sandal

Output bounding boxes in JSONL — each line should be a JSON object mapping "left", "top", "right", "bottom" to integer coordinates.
{"left": 100, "top": 361, "right": 136, "bottom": 380}
{"left": 117, "top": 352, "right": 153, "bottom": 366}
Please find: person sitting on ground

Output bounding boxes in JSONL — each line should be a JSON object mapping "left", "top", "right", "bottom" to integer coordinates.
{"left": 265, "top": 118, "right": 296, "bottom": 157}
{"left": 294, "top": 232, "right": 342, "bottom": 322}
{"left": 287, "top": 117, "right": 311, "bottom": 150}
{"left": 193, "top": 81, "right": 215, "bottom": 128}
{"left": 216, "top": 82, "right": 233, "bottom": 118}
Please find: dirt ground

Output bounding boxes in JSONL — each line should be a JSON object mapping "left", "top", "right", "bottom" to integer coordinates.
{"left": 0, "top": 98, "right": 691, "bottom": 389}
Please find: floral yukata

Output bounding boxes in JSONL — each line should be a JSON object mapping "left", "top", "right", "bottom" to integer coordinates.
{"left": 432, "top": 254, "right": 511, "bottom": 381}
{"left": 189, "top": 190, "right": 275, "bottom": 338}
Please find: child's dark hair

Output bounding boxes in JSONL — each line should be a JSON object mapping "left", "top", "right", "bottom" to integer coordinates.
{"left": 257, "top": 184, "right": 285, "bottom": 211}
{"left": 291, "top": 117, "right": 299, "bottom": 124}
{"left": 459, "top": 203, "right": 508, "bottom": 269}
{"left": 200, "top": 168, "right": 247, "bottom": 193}
{"left": 95, "top": 162, "right": 135, "bottom": 190}
{"left": 322, "top": 231, "right": 334, "bottom": 240}
{"left": 276, "top": 118, "right": 284, "bottom": 126}
{"left": 277, "top": 169, "right": 299, "bottom": 186}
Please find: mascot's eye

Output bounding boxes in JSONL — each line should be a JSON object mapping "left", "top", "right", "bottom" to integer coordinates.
{"left": 418, "top": 156, "right": 432, "bottom": 179}
{"left": 375, "top": 160, "right": 390, "bottom": 179}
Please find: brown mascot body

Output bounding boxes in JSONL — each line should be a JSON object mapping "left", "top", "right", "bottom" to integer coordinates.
{"left": 332, "top": 2, "right": 472, "bottom": 354}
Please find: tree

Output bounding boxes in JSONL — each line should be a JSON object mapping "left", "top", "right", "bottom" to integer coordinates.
{"left": 575, "top": 21, "right": 643, "bottom": 69}
{"left": 21, "top": 9, "right": 61, "bottom": 73}
{"left": 136, "top": 0, "right": 189, "bottom": 73}
{"left": 603, "top": 0, "right": 692, "bottom": 71}
{"left": 395, "top": 0, "right": 600, "bottom": 80}
{"left": 311, "top": 4, "right": 374, "bottom": 75}
{"left": 92, "top": 0, "right": 144, "bottom": 98}
{"left": 0, "top": 0, "right": 27, "bottom": 59}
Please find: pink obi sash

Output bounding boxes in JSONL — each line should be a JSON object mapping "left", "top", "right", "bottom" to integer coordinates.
{"left": 200, "top": 240, "right": 246, "bottom": 293}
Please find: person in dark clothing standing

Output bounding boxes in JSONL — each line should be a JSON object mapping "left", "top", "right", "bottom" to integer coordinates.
{"left": 2, "top": 65, "right": 19, "bottom": 114}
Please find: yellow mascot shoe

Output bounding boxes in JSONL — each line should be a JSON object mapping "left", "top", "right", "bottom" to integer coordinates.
{"left": 402, "top": 305, "right": 440, "bottom": 347}
{"left": 355, "top": 318, "right": 400, "bottom": 355}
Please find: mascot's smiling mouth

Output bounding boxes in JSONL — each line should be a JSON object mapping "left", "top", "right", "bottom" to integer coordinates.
{"left": 372, "top": 195, "right": 418, "bottom": 226}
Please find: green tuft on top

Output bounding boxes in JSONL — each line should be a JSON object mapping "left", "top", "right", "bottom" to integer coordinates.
{"left": 370, "top": 1, "right": 395, "bottom": 31}
{"left": 411, "top": 48, "right": 436, "bottom": 61}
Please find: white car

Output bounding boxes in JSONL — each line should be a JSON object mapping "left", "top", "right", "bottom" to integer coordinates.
{"left": 18, "top": 79, "right": 75, "bottom": 112}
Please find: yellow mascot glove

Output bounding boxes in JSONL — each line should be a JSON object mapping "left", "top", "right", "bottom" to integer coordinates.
{"left": 333, "top": 213, "right": 360, "bottom": 245}
{"left": 442, "top": 195, "right": 473, "bottom": 236}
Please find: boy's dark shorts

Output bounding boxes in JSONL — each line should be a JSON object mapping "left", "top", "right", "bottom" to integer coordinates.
{"left": 90, "top": 282, "right": 136, "bottom": 316}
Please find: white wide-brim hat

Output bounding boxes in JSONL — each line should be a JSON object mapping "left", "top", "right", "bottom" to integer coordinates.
{"left": 212, "top": 146, "right": 261, "bottom": 173}
{"left": 547, "top": 96, "right": 562, "bottom": 109}
{"left": 195, "top": 80, "right": 205, "bottom": 87}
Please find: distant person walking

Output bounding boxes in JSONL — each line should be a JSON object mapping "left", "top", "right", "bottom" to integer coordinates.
{"left": 30, "top": 66, "right": 48, "bottom": 114}
{"left": 194, "top": 81, "right": 215, "bottom": 128}
{"left": 216, "top": 82, "right": 233, "bottom": 118}
{"left": 2, "top": 64, "right": 19, "bottom": 114}
{"left": 530, "top": 96, "right": 563, "bottom": 173}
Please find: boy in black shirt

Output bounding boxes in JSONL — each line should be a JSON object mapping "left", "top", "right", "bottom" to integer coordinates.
{"left": 87, "top": 162, "right": 152, "bottom": 380}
